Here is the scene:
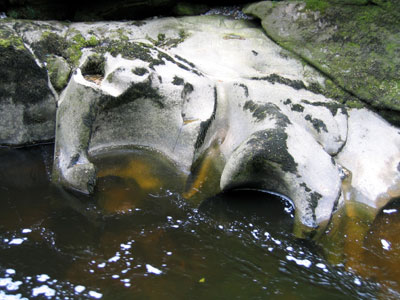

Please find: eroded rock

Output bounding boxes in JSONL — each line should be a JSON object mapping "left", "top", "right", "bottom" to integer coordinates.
{"left": 47, "top": 16, "right": 349, "bottom": 236}
{"left": 1, "top": 14, "right": 398, "bottom": 238}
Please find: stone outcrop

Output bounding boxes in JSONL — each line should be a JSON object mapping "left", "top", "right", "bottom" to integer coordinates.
{"left": 0, "top": 21, "right": 56, "bottom": 145}
{"left": 0, "top": 13, "right": 399, "bottom": 237}
{"left": 244, "top": 1, "right": 400, "bottom": 125}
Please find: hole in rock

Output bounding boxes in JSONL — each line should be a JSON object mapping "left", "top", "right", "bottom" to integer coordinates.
{"left": 81, "top": 54, "right": 105, "bottom": 85}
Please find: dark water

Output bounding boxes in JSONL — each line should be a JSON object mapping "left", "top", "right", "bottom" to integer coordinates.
{"left": 0, "top": 145, "right": 398, "bottom": 299}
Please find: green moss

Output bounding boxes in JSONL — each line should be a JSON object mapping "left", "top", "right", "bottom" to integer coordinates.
{"left": 345, "top": 100, "right": 365, "bottom": 109}
{"left": 356, "top": 6, "right": 381, "bottom": 23}
{"left": 251, "top": 1, "right": 400, "bottom": 118}
{"left": 147, "top": 30, "right": 189, "bottom": 49}
{"left": 32, "top": 30, "right": 99, "bottom": 66}
{"left": 303, "top": 0, "right": 370, "bottom": 13}
{"left": 372, "top": 0, "right": 400, "bottom": 17}
{"left": 32, "top": 31, "right": 67, "bottom": 61}
{"left": 65, "top": 34, "right": 99, "bottom": 65}
{"left": 100, "top": 40, "right": 154, "bottom": 63}
{"left": 0, "top": 39, "right": 11, "bottom": 47}
{"left": 87, "top": 36, "right": 99, "bottom": 47}
{"left": 0, "top": 26, "right": 25, "bottom": 50}
{"left": 303, "top": 0, "right": 330, "bottom": 13}
{"left": 0, "top": 36, "right": 25, "bottom": 50}
{"left": 46, "top": 56, "right": 71, "bottom": 91}
{"left": 115, "top": 28, "right": 129, "bottom": 42}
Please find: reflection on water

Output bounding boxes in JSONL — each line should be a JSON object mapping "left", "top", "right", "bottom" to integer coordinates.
{"left": 0, "top": 145, "right": 399, "bottom": 299}
{"left": 357, "top": 200, "right": 400, "bottom": 298}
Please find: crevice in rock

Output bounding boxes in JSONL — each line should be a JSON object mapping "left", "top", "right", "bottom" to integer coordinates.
{"left": 194, "top": 87, "right": 218, "bottom": 150}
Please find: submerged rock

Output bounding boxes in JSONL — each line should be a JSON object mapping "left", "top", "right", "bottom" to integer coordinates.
{"left": 244, "top": 1, "right": 400, "bottom": 125}
{"left": 0, "top": 13, "right": 398, "bottom": 238}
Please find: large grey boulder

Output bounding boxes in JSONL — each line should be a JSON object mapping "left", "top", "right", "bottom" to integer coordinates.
{"left": 46, "top": 15, "right": 399, "bottom": 237}
{"left": 0, "top": 22, "right": 56, "bottom": 145}
{"left": 244, "top": 1, "right": 400, "bottom": 125}
{"left": 2, "top": 15, "right": 398, "bottom": 238}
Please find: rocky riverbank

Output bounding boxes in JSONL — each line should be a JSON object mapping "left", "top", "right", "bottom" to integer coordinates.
{"left": 0, "top": 2, "right": 399, "bottom": 238}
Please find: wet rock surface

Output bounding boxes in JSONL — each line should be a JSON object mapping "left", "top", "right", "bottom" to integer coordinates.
{"left": 244, "top": 1, "right": 400, "bottom": 125}
{"left": 0, "top": 13, "right": 398, "bottom": 237}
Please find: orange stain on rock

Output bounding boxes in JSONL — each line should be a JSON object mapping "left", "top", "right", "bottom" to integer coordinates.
{"left": 98, "top": 159, "right": 162, "bottom": 192}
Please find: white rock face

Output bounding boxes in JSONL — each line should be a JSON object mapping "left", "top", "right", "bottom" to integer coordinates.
{"left": 7, "top": 15, "right": 393, "bottom": 236}
{"left": 337, "top": 109, "right": 400, "bottom": 210}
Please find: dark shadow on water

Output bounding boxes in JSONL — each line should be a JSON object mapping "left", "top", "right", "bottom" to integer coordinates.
{"left": 199, "top": 189, "right": 295, "bottom": 233}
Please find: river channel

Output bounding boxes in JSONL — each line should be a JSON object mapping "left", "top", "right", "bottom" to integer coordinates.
{"left": 0, "top": 145, "right": 399, "bottom": 299}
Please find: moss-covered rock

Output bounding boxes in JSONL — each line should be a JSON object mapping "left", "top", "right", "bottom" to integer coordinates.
{"left": 0, "top": 24, "right": 56, "bottom": 145}
{"left": 47, "top": 55, "right": 71, "bottom": 91}
{"left": 30, "top": 30, "right": 100, "bottom": 67}
{"left": 31, "top": 31, "right": 68, "bottom": 61}
{"left": 244, "top": 1, "right": 400, "bottom": 124}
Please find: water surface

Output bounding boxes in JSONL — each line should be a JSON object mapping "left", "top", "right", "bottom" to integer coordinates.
{"left": 0, "top": 145, "right": 397, "bottom": 299}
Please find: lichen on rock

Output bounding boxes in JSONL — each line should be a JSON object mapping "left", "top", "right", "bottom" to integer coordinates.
{"left": 244, "top": 0, "right": 400, "bottom": 125}
{"left": 0, "top": 23, "right": 56, "bottom": 145}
